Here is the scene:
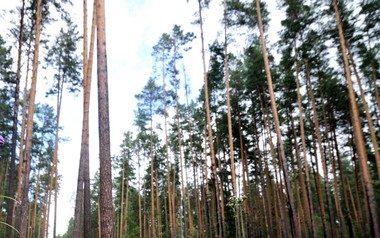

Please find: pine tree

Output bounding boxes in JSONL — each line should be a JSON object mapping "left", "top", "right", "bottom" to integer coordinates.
{"left": 96, "top": 0, "right": 114, "bottom": 235}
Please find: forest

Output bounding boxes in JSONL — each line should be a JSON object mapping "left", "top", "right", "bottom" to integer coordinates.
{"left": 0, "top": 0, "right": 379, "bottom": 237}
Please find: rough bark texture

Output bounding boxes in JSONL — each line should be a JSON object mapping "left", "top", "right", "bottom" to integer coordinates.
{"left": 96, "top": 0, "right": 114, "bottom": 236}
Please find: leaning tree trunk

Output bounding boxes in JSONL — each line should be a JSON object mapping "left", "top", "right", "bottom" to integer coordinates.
{"left": 255, "top": 0, "right": 300, "bottom": 237}
{"left": 96, "top": 0, "right": 114, "bottom": 236}
{"left": 333, "top": 1, "right": 379, "bottom": 237}
{"left": 346, "top": 44, "right": 380, "bottom": 180}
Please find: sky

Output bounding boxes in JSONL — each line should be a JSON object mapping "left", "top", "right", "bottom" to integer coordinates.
{"left": 0, "top": 0, "right": 283, "bottom": 235}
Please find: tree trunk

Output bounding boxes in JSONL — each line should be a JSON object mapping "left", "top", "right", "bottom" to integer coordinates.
{"left": 96, "top": 0, "right": 114, "bottom": 236}
{"left": 31, "top": 158, "right": 41, "bottom": 237}
{"left": 6, "top": 1, "right": 25, "bottom": 236}
{"left": 333, "top": 1, "right": 379, "bottom": 237}
{"left": 255, "top": 0, "right": 300, "bottom": 236}
{"left": 161, "top": 47, "right": 176, "bottom": 238}
{"left": 137, "top": 146, "right": 142, "bottom": 238}
{"left": 305, "top": 59, "right": 336, "bottom": 237}
{"left": 293, "top": 37, "right": 317, "bottom": 238}
{"left": 149, "top": 112, "right": 156, "bottom": 238}
{"left": 346, "top": 43, "right": 380, "bottom": 180}
{"left": 74, "top": 1, "right": 95, "bottom": 236}
{"left": 119, "top": 162, "right": 125, "bottom": 238}
{"left": 15, "top": 36, "right": 33, "bottom": 215}
{"left": 330, "top": 108, "right": 355, "bottom": 237}
{"left": 184, "top": 74, "right": 202, "bottom": 238}
{"left": 196, "top": 0, "right": 224, "bottom": 236}
{"left": 15, "top": 0, "right": 42, "bottom": 236}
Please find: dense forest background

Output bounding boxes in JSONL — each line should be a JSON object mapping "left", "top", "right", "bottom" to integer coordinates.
{"left": 0, "top": 0, "right": 379, "bottom": 237}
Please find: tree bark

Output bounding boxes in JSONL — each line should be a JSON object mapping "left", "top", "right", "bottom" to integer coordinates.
{"left": 255, "top": 0, "right": 300, "bottom": 237}
{"left": 96, "top": 0, "right": 114, "bottom": 236}
{"left": 15, "top": 0, "right": 42, "bottom": 236}
{"left": 333, "top": 1, "right": 379, "bottom": 237}
{"left": 74, "top": 1, "right": 95, "bottom": 236}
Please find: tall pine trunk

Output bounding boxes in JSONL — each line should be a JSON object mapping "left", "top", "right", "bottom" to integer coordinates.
{"left": 255, "top": 0, "right": 300, "bottom": 236}
{"left": 196, "top": 0, "right": 224, "bottom": 236}
{"left": 74, "top": 0, "right": 95, "bottom": 236}
{"left": 96, "top": 0, "right": 114, "bottom": 236}
{"left": 15, "top": 0, "right": 42, "bottom": 236}
{"left": 333, "top": 1, "right": 379, "bottom": 237}
{"left": 305, "top": 59, "right": 336, "bottom": 237}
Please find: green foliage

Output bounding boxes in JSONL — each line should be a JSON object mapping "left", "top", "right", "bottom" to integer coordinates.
{"left": 44, "top": 18, "right": 82, "bottom": 96}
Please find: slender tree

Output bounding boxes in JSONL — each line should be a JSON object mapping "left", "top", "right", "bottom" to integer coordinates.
{"left": 73, "top": 0, "right": 96, "bottom": 237}
{"left": 192, "top": 0, "right": 225, "bottom": 236}
{"left": 5, "top": 1, "right": 25, "bottom": 236}
{"left": 44, "top": 17, "right": 81, "bottom": 237}
{"left": 15, "top": 0, "right": 43, "bottom": 236}
{"left": 255, "top": 0, "right": 300, "bottom": 237}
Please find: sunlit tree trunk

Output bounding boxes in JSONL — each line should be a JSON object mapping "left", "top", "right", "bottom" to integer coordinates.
{"left": 15, "top": 35, "right": 32, "bottom": 221}
{"left": 15, "top": 0, "right": 42, "bottom": 236}
{"left": 74, "top": 1, "right": 95, "bottom": 236}
{"left": 96, "top": 0, "right": 114, "bottom": 235}
{"left": 346, "top": 44, "right": 380, "bottom": 180}
{"left": 83, "top": 2, "right": 96, "bottom": 237}
{"left": 255, "top": 0, "right": 300, "bottom": 236}
{"left": 333, "top": 1, "right": 379, "bottom": 237}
